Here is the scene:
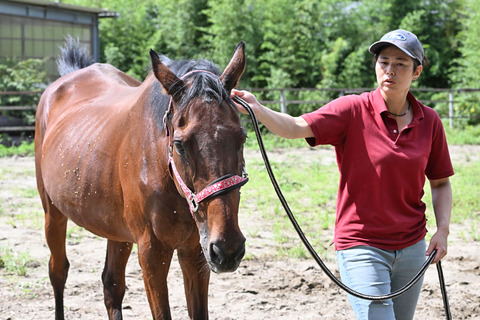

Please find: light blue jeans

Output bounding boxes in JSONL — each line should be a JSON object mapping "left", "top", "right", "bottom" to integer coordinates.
{"left": 336, "top": 239, "right": 426, "bottom": 320}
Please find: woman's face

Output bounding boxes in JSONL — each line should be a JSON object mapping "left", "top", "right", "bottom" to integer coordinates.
{"left": 375, "top": 45, "right": 422, "bottom": 97}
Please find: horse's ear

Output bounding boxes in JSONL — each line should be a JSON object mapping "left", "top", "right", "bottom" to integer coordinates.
{"left": 220, "top": 41, "right": 246, "bottom": 92}
{"left": 149, "top": 49, "right": 184, "bottom": 98}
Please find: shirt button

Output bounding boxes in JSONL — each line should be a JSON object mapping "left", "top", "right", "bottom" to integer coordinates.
{"left": 393, "top": 129, "right": 398, "bottom": 133}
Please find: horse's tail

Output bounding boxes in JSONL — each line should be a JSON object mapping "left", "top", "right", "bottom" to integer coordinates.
{"left": 56, "top": 36, "right": 95, "bottom": 76}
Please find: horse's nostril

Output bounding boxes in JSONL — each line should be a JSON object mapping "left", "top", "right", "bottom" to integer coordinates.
{"left": 235, "top": 245, "right": 245, "bottom": 261}
{"left": 210, "top": 243, "right": 225, "bottom": 265}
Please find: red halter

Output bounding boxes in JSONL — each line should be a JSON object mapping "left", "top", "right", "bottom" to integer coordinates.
{"left": 165, "top": 69, "right": 248, "bottom": 214}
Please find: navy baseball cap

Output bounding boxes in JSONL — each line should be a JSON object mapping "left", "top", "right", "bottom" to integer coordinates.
{"left": 369, "top": 29, "right": 425, "bottom": 65}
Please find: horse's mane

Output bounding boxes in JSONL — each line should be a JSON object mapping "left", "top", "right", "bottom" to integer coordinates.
{"left": 150, "top": 57, "right": 229, "bottom": 131}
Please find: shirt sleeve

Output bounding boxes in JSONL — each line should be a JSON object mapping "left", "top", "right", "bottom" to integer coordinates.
{"left": 425, "top": 110, "right": 454, "bottom": 180}
{"left": 301, "top": 95, "right": 353, "bottom": 147}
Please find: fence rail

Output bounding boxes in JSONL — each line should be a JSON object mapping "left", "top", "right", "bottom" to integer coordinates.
{"left": 1, "top": 88, "right": 479, "bottom": 133}
{"left": 0, "top": 91, "right": 40, "bottom": 133}
{"left": 248, "top": 87, "right": 480, "bottom": 128}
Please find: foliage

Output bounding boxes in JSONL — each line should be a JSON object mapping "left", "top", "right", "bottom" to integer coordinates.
{"left": 0, "top": 245, "right": 33, "bottom": 276}
{"left": 53, "top": 1, "right": 473, "bottom": 92}
{"left": 444, "top": 124, "right": 480, "bottom": 145}
{"left": 201, "top": 0, "right": 264, "bottom": 87}
{"left": 98, "top": 0, "right": 158, "bottom": 78}
{"left": 449, "top": 0, "right": 480, "bottom": 124}
{"left": 0, "top": 139, "right": 35, "bottom": 157}
{"left": 452, "top": 0, "right": 480, "bottom": 86}
{"left": 243, "top": 131, "right": 480, "bottom": 259}
{"left": 0, "top": 59, "right": 46, "bottom": 124}
{"left": 2, "top": 0, "right": 475, "bottom": 128}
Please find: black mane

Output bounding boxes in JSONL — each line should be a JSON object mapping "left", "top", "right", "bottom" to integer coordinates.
{"left": 149, "top": 56, "right": 230, "bottom": 131}
{"left": 171, "top": 59, "right": 227, "bottom": 105}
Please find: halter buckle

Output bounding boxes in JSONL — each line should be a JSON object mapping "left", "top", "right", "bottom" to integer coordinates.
{"left": 188, "top": 194, "right": 199, "bottom": 212}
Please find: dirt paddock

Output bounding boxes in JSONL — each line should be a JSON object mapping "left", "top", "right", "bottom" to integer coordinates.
{"left": 0, "top": 146, "right": 479, "bottom": 319}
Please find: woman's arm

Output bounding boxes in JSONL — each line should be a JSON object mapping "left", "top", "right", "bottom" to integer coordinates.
{"left": 426, "top": 177, "right": 452, "bottom": 263}
{"left": 232, "top": 89, "right": 314, "bottom": 139}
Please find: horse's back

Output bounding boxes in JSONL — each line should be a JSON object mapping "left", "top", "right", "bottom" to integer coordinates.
{"left": 36, "top": 63, "right": 145, "bottom": 161}
{"left": 37, "top": 63, "right": 141, "bottom": 129}
{"left": 35, "top": 64, "right": 148, "bottom": 241}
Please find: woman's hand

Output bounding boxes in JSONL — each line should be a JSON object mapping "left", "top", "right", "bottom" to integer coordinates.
{"left": 426, "top": 229, "right": 449, "bottom": 264}
{"left": 230, "top": 89, "right": 313, "bottom": 139}
{"left": 231, "top": 89, "right": 261, "bottom": 115}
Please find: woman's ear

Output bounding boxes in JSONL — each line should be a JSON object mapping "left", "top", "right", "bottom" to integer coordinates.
{"left": 413, "top": 65, "right": 423, "bottom": 81}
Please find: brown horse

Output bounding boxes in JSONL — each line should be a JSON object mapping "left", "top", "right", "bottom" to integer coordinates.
{"left": 34, "top": 38, "right": 248, "bottom": 320}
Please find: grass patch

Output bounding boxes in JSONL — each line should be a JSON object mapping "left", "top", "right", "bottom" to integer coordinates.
{"left": 12, "top": 186, "right": 38, "bottom": 199}
{"left": 424, "top": 160, "right": 480, "bottom": 239}
{"left": 0, "top": 141, "right": 35, "bottom": 157}
{"left": 241, "top": 144, "right": 339, "bottom": 258}
{"left": 0, "top": 165, "right": 35, "bottom": 179}
{"left": 244, "top": 130, "right": 306, "bottom": 149}
{"left": 244, "top": 130, "right": 480, "bottom": 258}
{"left": 0, "top": 245, "right": 35, "bottom": 276}
{"left": 444, "top": 124, "right": 480, "bottom": 145}
{"left": 66, "top": 223, "right": 85, "bottom": 245}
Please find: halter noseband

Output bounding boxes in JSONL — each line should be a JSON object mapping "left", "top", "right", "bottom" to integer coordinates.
{"left": 169, "top": 154, "right": 248, "bottom": 213}
{"left": 165, "top": 70, "right": 248, "bottom": 214}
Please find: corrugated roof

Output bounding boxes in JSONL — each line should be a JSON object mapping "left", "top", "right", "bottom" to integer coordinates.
{"left": 2, "top": 0, "right": 117, "bottom": 16}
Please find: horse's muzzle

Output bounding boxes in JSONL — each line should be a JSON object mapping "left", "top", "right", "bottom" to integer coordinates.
{"left": 208, "top": 236, "right": 246, "bottom": 273}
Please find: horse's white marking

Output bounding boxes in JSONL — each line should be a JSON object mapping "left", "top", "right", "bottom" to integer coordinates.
{"left": 214, "top": 125, "right": 227, "bottom": 141}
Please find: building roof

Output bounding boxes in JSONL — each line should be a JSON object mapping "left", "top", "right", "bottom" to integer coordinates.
{"left": 1, "top": 0, "right": 118, "bottom": 17}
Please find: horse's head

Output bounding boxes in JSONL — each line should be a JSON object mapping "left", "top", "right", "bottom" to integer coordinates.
{"left": 150, "top": 42, "right": 247, "bottom": 273}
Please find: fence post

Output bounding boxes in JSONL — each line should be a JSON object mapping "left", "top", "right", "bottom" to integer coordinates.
{"left": 448, "top": 90, "right": 454, "bottom": 128}
{"left": 280, "top": 89, "right": 287, "bottom": 113}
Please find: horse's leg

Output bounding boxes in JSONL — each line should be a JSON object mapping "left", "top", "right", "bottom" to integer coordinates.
{"left": 177, "top": 243, "right": 210, "bottom": 320}
{"left": 43, "top": 198, "right": 69, "bottom": 320}
{"left": 137, "top": 233, "right": 174, "bottom": 320}
{"left": 102, "top": 240, "right": 133, "bottom": 320}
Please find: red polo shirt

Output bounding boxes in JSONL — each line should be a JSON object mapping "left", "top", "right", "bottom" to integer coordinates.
{"left": 301, "top": 87, "right": 454, "bottom": 251}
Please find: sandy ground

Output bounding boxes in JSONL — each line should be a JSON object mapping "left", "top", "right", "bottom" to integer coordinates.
{"left": 0, "top": 145, "right": 479, "bottom": 319}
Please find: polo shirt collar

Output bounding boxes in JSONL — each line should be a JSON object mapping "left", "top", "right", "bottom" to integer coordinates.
{"left": 372, "top": 87, "right": 424, "bottom": 123}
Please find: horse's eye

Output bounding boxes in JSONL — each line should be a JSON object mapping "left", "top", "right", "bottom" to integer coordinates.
{"left": 173, "top": 141, "right": 187, "bottom": 156}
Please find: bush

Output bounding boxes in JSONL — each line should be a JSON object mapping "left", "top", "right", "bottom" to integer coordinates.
{"left": 0, "top": 59, "right": 47, "bottom": 125}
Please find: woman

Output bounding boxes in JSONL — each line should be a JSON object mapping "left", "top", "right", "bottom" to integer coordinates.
{"left": 232, "top": 29, "right": 453, "bottom": 320}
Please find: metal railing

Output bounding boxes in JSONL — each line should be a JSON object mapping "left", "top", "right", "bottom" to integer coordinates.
{"left": 1, "top": 88, "right": 479, "bottom": 133}
{"left": 248, "top": 87, "right": 480, "bottom": 128}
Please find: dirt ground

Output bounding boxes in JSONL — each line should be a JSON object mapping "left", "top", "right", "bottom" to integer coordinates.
{"left": 0, "top": 146, "right": 479, "bottom": 320}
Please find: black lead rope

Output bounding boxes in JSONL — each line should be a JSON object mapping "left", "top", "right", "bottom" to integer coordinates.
{"left": 233, "top": 95, "right": 452, "bottom": 319}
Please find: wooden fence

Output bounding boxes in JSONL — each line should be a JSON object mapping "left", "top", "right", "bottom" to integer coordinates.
{"left": 1, "top": 88, "right": 479, "bottom": 133}
{"left": 0, "top": 90, "right": 41, "bottom": 133}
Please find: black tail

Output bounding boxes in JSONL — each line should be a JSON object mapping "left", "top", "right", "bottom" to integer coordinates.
{"left": 57, "top": 36, "right": 95, "bottom": 76}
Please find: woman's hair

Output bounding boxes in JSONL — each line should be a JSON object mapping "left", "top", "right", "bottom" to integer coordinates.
{"left": 373, "top": 44, "right": 429, "bottom": 72}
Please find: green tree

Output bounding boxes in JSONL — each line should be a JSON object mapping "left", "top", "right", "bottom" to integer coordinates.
{"left": 258, "top": 0, "right": 352, "bottom": 89}
{"left": 0, "top": 59, "right": 46, "bottom": 124}
{"left": 147, "top": 0, "right": 208, "bottom": 60}
{"left": 450, "top": 0, "right": 480, "bottom": 124}
{"left": 60, "top": 0, "right": 466, "bottom": 96}
{"left": 202, "top": 0, "right": 264, "bottom": 87}
{"left": 451, "top": 0, "right": 480, "bottom": 87}
{"left": 398, "top": 0, "right": 461, "bottom": 88}
{"left": 64, "top": 0, "right": 161, "bottom": 79}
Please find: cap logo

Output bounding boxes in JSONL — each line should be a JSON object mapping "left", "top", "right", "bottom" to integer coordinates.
{"left": 383, "top": 32, "right": 406, "bottom": 41}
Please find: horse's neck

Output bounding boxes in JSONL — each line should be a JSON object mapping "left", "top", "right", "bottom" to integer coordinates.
{"left": 132, "top": 72, "right": 170, "bottom": 151}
